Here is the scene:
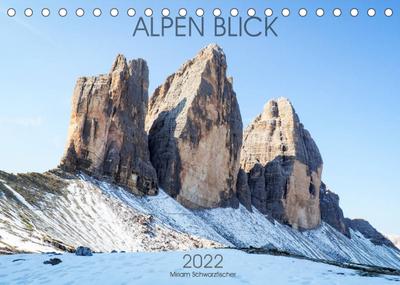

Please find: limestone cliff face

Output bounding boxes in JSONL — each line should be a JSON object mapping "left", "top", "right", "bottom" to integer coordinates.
{"left": 240, "top": 98, "right": 323, "bottom": 229}
{"left": 60, "top": 55, "right": 158, "bottom": 195}
{"left": 146, "top": 44, "right": 243, "bottom": 208}
{"left": 319, "top": 182, "right": 350, "bottom": 237}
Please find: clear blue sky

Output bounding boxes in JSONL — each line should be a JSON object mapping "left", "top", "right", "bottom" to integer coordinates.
{"left": 0, "top": 0, "right": 399, "bottom": 235}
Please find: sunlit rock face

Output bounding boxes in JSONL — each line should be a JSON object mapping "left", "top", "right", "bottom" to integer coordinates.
{"left": 240, "top": 98, "right": 323, "bottom": 230}
{"left": 146, "top": 44, "right": 243, "bottom": 208}
{"left": 60, "top": 55, "right": 158, "bottom": 195}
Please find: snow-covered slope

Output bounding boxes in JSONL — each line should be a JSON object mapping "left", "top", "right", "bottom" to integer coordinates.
{"left": 197, "top": 208, "right": 400, "bottom": 269}
{"left": 1, "top": 171, "right": 400, "bottom": 270}
{"left": 1, "top": 249, "right": 399, "bottom": 285}
{"left": 0, "top": 171, "right": 220, "bottom": 253}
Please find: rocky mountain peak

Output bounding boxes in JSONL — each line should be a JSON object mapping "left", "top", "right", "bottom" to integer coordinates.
{"left": 242, "top": 97, "right": 322, "bottom": 173}
{"left": 161, "top": 44, "right": 227, "bottom": 89}
{"left": 261, "top": 97, "right": 295, "bottom": 120}
{"left": 203, "top": 43, "right": 224, "bottom": 53}
{"left": 60, "top": 55, "right": 157, "bottom": 195}
{"left": 146, "top": 45, "right": 242, "bottom": 209}
{"left": 196, "top": 43, "right": 226, "bottom": 64}
{"left": 110, "top": 54, "right": 128, "bottom": 73}
{"left": 238, "top": 97, "right": 323, "bottom": 229}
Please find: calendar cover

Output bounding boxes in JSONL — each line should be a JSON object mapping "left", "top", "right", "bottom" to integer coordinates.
{"left": 0, "top": 1, "right": 399, "bottom": 284}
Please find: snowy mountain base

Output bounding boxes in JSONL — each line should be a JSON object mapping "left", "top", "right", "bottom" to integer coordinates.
{"left": 0, "top": 249, "right": 399, "bottom": 285}
{"left": 0, "top": 170, "right": 400, "bottom": 270}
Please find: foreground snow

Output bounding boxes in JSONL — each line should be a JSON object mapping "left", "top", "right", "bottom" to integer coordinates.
{"left": 0, "top": 249, "right": 399, "bottom": 285}
{"left": 1, "top": 172, "right": 400, "bottom": 270}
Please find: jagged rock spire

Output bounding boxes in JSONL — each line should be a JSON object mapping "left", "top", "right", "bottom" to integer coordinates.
{"left": 60, "top": 54, "right": 158, "bottom": 195}
{"left": 239, "top": 98, "right": 323, "bottom": 229}
{"left": 146, "top": 44, "right": 243, "bottom": 208}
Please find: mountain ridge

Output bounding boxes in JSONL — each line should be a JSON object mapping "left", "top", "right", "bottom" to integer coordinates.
{"left": 0, "top": 44, "right": 398, "bottom": 271}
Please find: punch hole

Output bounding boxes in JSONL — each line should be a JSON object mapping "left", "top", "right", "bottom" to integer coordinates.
{"left": 162, "top": 8, "right": 170, "bottom": 17}
{"left": 384, "top": 8, "right": 393, "bottom": 17}
{"left": 25, "top": 8, "right": 33, "bottom": 17}
{"left": 59, "top": 8, "right": 67, "bottom": 17}
{"left": 7, "top": 8, "right": 16, "bottom": 17}
{"left": 316, "top": 8, "right": 324, "bottom": 17}
{"left": 213, "top": 9, "right": 221, "bottom": 17}
{"left": 265, "top": 9, "right": 273, "bottom": 17}
{"left": 76, "top": 8, "right": 85, "bottom": 17}
{"left": 299, "top": 8, "right": 307, "bottom": 17}
{"left": 333, "top": 8, "right": 342, "bottom": 17}
{"left": 230, "top": 8, "right": 239, "bottom": 17}
{"left": 350, "top": 8, "right": 359, "bottom": 17}
{"left": 282, "top": 8, "right": 290, "bottom": 17}
{"left": 93, "top": 8, "right": 102, "bottom": 17}
{"left": 196, "top": 8, "right": 204, "bottom": 17}
{"left": 247, "top": 8, "right": 256, "bottom": 17}
{"left": 110, "top": 8, "right": 119, "bottom": 17}
{"left": 145, "top": 8, "right": 153, "bottom": 17}
{"left": 179, "top": 8, "right": 187, "bottom": 17}
{"left": 41, "top": 8, "right": 50, "bottom": 17}
{"left": 127, "top": 8, "right": 136, "bottom": 17}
